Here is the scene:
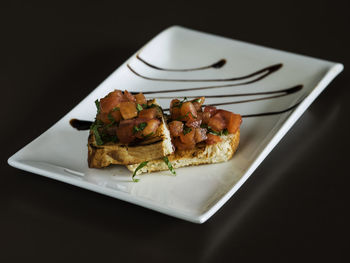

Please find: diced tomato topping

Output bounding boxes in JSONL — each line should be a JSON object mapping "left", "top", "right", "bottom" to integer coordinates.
{"left": 179, "top": 127, "right": 195, "bottom": 145}
{"left": 192, "top": 97, "right": 205, "bottom": 111}
{"left": 100, "top": 90, "right": 124, "bottom": 114}
{"left": 204, "top": 106, "right": 217, "bottom": 117}
{"left": 228, "top": 113, "right": 242, "bottom": 134}
{"left": 124, "top": 90, "right": 136, "bottom": 102}
{"left": 171, "top": 107, "right": 181, "bottom": 120}
{"left": 168, "top": 121, "right": 184, "bottom": 137}
{"left": 170, "top": 99, "right": 181, "bottom": 120}
{"left": 116, "top": 120, "right": 136, "bottom": 144}
{"left": 97, "top": 112, "right": 111, "bottom": 124}
{"left": 215, "top": 110, "right": 242, "bottom": 134}
{"left": 180, "top": 102, "right": 198, "bottom": 121}
{"left": 138, "top": 108, "right": 158, "bottom": 120}
{"left": 142, "top": 119, "right": 160, "bottom": 137}
{"left": 110, "top": 109, "right": 122, "bottom": 123}
{"left": 119, "top": 102, "right": 138, "bottom": 120}
{"left": 206, "top": 133, "right": 222, "bottom": 145}
{"left": 135, "top": 93, "right": 146, "bottom": 105}
{"left": 194, "top": 128, "right": 207, "bottom": 143}
{"left": 173, "top": 137, "right": 196, "bottom": 150}
{"left": 186, "top": 117, "right": 202, "bottom": 128}
{"left": 208, "top": 113, "right": 226, "bottom": 132}
{"left": 202, "top": 111, "right": 211, "bottom": 124}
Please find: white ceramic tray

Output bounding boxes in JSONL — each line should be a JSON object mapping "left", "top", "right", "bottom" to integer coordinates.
{"left": 8, "top": 26, "right": 343, "bottom": 223}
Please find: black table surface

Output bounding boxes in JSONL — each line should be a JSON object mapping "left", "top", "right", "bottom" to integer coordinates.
{"left": 2, "top": 1, "right": 349, "bottom": 262}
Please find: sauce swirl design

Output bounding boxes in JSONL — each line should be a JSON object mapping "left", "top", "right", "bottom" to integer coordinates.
{"left": 70, "top": 55, "right": 304, "bottom": 130}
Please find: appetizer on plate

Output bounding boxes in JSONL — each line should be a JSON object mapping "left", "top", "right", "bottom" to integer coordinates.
{"left": 127, "top": 97, "right": 242, "bottom": 175}
{"left": 88, "top": 90, "right": 173, "bottom": 168}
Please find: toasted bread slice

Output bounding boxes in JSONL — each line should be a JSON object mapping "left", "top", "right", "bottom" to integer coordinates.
{"left": 126, "top": 130, "right": 240, "bottom": 174}
{"left": 88, "top": 101, "right": 173, "bottom": 168}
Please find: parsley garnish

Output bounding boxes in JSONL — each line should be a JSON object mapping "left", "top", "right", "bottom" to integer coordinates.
{"left": 133, "top": 122, "right": 147, "bottom": 134}
{"left": 183, "top": 126, "right": 192, "bottom": 135}
{"left": 192, "top": 98, "right": 202, "bottom": 103}
{"left": 163, "top": 156, "right": 176, "bottom": 175}
{"left": 136, "top": 103, "right": 143, "bottom": 112}
{"left": 173, "top": 97, "right": 187, "bottom": 108}
{"left": 91, "top": 124, "right": 103, "bottom": 145}
{"left": 112, "top": 107, "right": 120, "bottom": 111}
{"left": 132, "top": 161, "right": 148, "bottom": 182}
{"left": 208, "top": 128, "right": 229, "bottom": 136}
{"left": 95, "top": 99, "right": 101, "bottom": 114}
{"left": 107, "top": 113, "right": 114, "bottom": 122}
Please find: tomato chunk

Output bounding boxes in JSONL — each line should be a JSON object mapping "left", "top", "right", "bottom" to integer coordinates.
{"left": 138, "top": 108, "right": 158, "bottom": 120}
{"left": 227, "top": 113, "right": 242, "bottom": 134}
{"left": 173, "top": 137, "right": 196, "bottom": 150}
{"left": 180, "top": 102, "right": 197, "bottom": 120}
{"left": 100, "top": 90, "right": 124, "bottom": 114}
{"left": 208, "top": 113, "right": 226, "bottom": 132}
{"left": 194, "top": 128, "right": 207, "bottom": 143}
{"left": 124, "top": 90, "right": 136, "bottom": 102}
{"left": 97, "top": 112, "right": 111, "bottom": 124}
{"left": 170, "top": 99, "right": 181, "bottom": 120}
{"left": 179, "top": 127, "right": 195, "bottom": 145}
{"left": 135, "top": 93, "right": 146, "bottom": 105}
{"left": 201, "top": 111, "right": 211, "bottom": 124}
{"left": 186, "top": 117, "right": 202, "bottom": 128}
{"left": 192, "top": 97, "right": 205, "bottom": 111}
{"left": 204, "top": 106, "right": 217, "bottom": 117}
{"left": 116, "top": 120, "right": 136, "bottom": 144}
{"left": 142, "top": 119, "right": 160, "bottom": 137}
{"left": 206, "top": 133, "right": 222, "bottom": 145}
{"left": 168, "top": 121, "right": 184, "bottom": 137}
{"left": 110, "top": 109, "right": 122, "bottom": 122}
{"left": 119, "top": 102, "right": 138, "bottom": 120}
{"left": 215, "top": 110, "right": 242, "bottom": 134}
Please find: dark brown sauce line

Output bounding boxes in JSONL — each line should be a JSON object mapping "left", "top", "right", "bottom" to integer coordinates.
{"left": 127, "top": 63, "right": 283, "bottom": 82}
{"left": 241, "top": 102, "right": 301, "bottom": 118}
{"left": 150, "top": 85, "right": 303, "bottom": 99}
{"left": 136, "top": 54, "right": 227, "bottom": 71}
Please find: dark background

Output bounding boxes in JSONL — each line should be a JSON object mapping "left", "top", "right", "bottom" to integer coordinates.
{"left": 1, "top": 1, "right": 349, "bottom": 262}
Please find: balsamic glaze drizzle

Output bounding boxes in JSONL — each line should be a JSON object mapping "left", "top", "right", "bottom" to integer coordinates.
{"left": 152, "top": 85, "right": 303, "bottom": 99}
{"left": 136, "top": 54, "right": 226, "bottom": 71}
{"left": 127, "top": 63, "right": 282, "bottom": 82}
{"left": 70, "top": 56, "right": 304, "bottom": 129}
{"left": 70, "top": 119, "right": 92, "bottom": 130}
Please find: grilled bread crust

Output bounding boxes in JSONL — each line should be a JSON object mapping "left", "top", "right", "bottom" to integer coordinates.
{"left": 126, "top": 130, "right": 240, "bottom": 174}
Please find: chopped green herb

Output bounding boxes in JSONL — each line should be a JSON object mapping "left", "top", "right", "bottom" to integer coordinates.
{"left": 112, "top": 107, "right": 120, "bottom": 111}
{"left": 141, "top": 103, "right": 148, "bottom": 109}
{"left": 133, "top": 122, "right": 147, "bottom": 134}
{"left": 91, "top": 124, "right": 103, "bottom": 145}
{"left": 107, "top": 113, "right": 114, "bottom": 122}
{"left": 183, "top": 126, "right": 192, "bottom": 135}
{"left": 136, "top": 103, "right": 143, "bottom": 111}
{"left": 163, "top": 156, "right": 176, "bottom": 175}
{"left": 208, "top": 128, "right": 229, "bottom": 136}
{"left": 139, "top": 122, "right": 147, "bottom": 130}
{"left": 192, "top": 98, "right": 202, "bottom": 103}
{"left": 173, "top": 97, "right": 188, "bottom": 108}
{"left": 132, "top": 161, "right": 148, "bottom": 182}
{"left": 95, "top": 99, "right": 101, "bottom": 114}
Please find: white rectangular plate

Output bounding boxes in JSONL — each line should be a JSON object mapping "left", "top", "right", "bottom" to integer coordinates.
{"left": 8, "top": 26, "right": 343, "bottom": 223}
